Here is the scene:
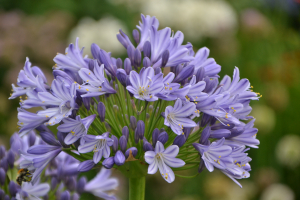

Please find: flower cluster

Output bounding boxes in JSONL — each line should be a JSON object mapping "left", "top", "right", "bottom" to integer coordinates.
{"left": 0, "top": 131, "right": 118, "bottom": 200}
{"left": 9, "top": 13, "right": 260, "bottom": 189}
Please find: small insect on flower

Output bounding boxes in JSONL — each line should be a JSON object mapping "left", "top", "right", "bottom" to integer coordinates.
{"left": 16, "top": 168, "right": 32, "bottom": 185}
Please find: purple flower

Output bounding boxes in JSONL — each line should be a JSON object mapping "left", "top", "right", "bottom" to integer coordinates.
{"left": 17, "top": 109, "right": 48, "bottom": 136}
{"left": 16, "top": 181, "right": 50, "bottom": 200}
{"left": 126, "top": 67, "right": 164, "bottom": 101}
{"left": 84, "top": 168, "right": 118, "bottom": 200}
{"left": 9, "top": 58, "right": 48, "bottom": 99}
{"left": 57, "top": 114, "right": 96, "bottom": 145}
{"left": 164, "top": 99, "right": 197, "bottom": 135}
{"left": 193, "top": 138, "right": 232, "bottom": 172}
{"left": 20, "top": 145, "right": 62, "bottom": 184}
{"left": 78, "top": 133, "right": 114, "bottom": 164}
{"left": 77, "top": 61, "right": 116, "bottom": 98}
{"left": 136, "top": 14, "right": 159, "bottom": 50}
{"left": 190, "top": 47, "right": 221, "bottom": 78}
{"left": 53, "top": 38, "right": 89, "bottom": 73}
{"left": 145, "top": 141, "right": 185, "bottom": 183}
{"left": 157, "top": 72, "right": 190, "bottom": 101}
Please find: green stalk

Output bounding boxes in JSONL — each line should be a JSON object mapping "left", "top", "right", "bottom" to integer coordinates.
{"left": 129, "top": 177, "right": 146, "bottom": 200}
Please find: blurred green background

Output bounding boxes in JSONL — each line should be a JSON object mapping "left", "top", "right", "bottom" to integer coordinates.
{"left": 0, "top": 0, "right": 299, "bottom": 199}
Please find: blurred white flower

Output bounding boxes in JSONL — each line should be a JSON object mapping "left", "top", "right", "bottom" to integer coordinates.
{"left": 69, "top": 16, "right": 127, "bottom": 56}
{"left": 260, "top": 184, "right": 294, "bottom": 200}
{"left": 251, "top": 104, "right": 276, "bottom": 134}
{"left": 276, "top": 135, "right": 300, "bottom": 168}
{"left": 109, "top": 0, "right": 237, "bottom": 41}
{"left": 143, "top": 0, "right": 237, "bottom": 41}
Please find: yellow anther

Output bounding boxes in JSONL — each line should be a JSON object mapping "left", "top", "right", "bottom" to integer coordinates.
{"left": 86, "top": 80, "right": 89, "bottom": 82}
{"left": 169, "top": 87, "right": 172, "bottom": 90}
{"left": 237, "top": 163, "right": 241, "bottom": 167}
{"left": 167, "top": 83, "right": 169, "bottom": 85}
{"left": 150, "top": 95, "right": 152, "bottom": 98}
{"left": 251, "top": 86, "right": 253, "bottom": 88}
{"left": 234, "top": 110, "right": 236, "bottom": 112}
{"left": 196, "top": 96, "right": 198, "bottom": 99}
{"left": 79, "top": 86, "right": 81, "bottom": 89}
{"left": 227, "top": 124, "right": 230, "bottom": 126}
{"left": 46, "top": 115, "right": 49, "bottom": 118}
{"left": 219, "top": 156, "right": 221, "bottom": 158}
{"left": 260, "top": 95, "right": 262, "bottom": 97}
{"left": 148, "top": 85, "right": 150, "bottom": 88}
{"left": 74, "top": 81, "right": 77, "bottom": 84}
{"left": 217, "top": 160, "right": 220, "bottom": 164}
{"left": 165, "top": 87, "right": 167, "bottom": 89}
{"left": 231, "top": 107, "right": 234, "bottom": 109}
{"left": 42, "top": 101, "right": 45, "bottom": 103}
{"left": 86, "top": 89, "right": 89, "bottom": 91}
{"left": 250, "top": 90, "right": 253, "bottom": 92}
{"left": 166, "top": 173, "right": 168, "bottom": 175}
{"left": 88, "top": 72, "right": 91, "bottom": 75}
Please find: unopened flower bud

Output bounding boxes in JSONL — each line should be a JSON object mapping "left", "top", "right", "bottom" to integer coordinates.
{"left": 66, "top": 177, "right": 76, "bottom": 191}
{"left": 114, "top": 151, "right": 125, "bottom": 166}
{"left": 77, "top": 160, "right": 95, "bottom": 172}
{"left": 102, "top": 157, "right": 115, "bottom": 169}
{"left": 143, "top": 140, "right": 154, "bottom": 152}
{"left": 134, "top": 49, "right": 141, "bottom": 68}
{"left": 173, "top": 65, "right": 194, "bottom": 83}
{"left": 143, "top": 41, "right": 151, "bottom": 58}
{"left": 51, "top": 177, "right": 58, "bottom": 190}
{"left": 127, "top": 45, "right": 135, "bottom": 64}
{"left": 60, "top": 191, "right": 70, "bottom": 200}
{"left": 119, "top": 136, "right": 127, "bottom": 152}
{"left": 130, "top": 116, "right": 137, "bottom": 130}
{"left": 154, "top": 67, "right": 161, "bottom": 75}
{"left": 111, "top": 135, "right": 118, "bottom": 153}
{"left": 152, "top": 128, "right": 159, "bottom": 147}
{"left": 173, "top": 135, "right": 186, "bottom": 148}
{"left": 183, "top": 127, "right": 192, "bottom": 139}
{"left": 132, "top": 29, "right": 140, "bottom": 44}
{"left": 7, "top": 150, "right": 15, "bottom": 168}
{"left": 28, "top": 131, "right": 36, "bottom": 146}
{"left": 9, "top": 181, "right": 18, "bottom": 197}
{"left": 143, "top": 57, "right": 151, "bottom": 68}
{"left": 124, "top": 58, "right": 132, "bottom": 75}
{"left": 146, "top": 113, "right": 150, "bottom": 121}
{"left": 134, "top": 129, "right": 139, "bottom": 144}
{"left": 137, "top": 120, "right": 145, "bottom": 139}
{"left": 158, "top": 131, "right": 168, "bottom": 144}
{"left": 199, "top": 126, "right": 210, "bottom": 145}
{"left": 125, "top": 147, "right": 138, "bottom": 158}
{"left": 0, "top": 158, "right": 8, "bottom": 172}
{"left": 77, "top": 177, "right": 87, "bottom": 194}
{"left": 97, "top": 102, "right": 106, "bottom": 122}
{"left": 39, "top": 131, "right": 60, "bottom": 146}
{"left": 0, "top": 146, "right": 5, "bottom": 159}
{"left": 0, "top": 168, "right": 6, "bottom": 185}
{"left": 83, "top": 97, "right": 91, "bottom": 111}
{"left": 122, "top": 126, "right": 129, "bottom": 141}
{"left": 116, "top": 58, "right": 122, "bottom": 69}
{"left": 161, "top": 50, "right": 169, "bottom": 67}
{"left": 116, "top": 69, "right": 127, "bottom": 86}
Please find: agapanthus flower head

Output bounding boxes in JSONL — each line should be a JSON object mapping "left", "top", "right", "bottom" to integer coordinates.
{"left": 8, "top": 13, "right": 261, "bottom": 198}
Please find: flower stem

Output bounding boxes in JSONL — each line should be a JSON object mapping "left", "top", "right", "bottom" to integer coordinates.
{"left": 129, "top": 177, "right": 146, "bottom": 200}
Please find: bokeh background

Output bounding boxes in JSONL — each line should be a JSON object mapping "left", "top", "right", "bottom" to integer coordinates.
{"left": 0, "top": 0, "right": 300, "bottom": 199}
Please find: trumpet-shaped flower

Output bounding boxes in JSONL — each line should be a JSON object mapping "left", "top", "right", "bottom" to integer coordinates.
{"left": 126, "top": 67, "right": 164, "bottom": 101}
{"left": 164, "top": 98, "right": 197, "bottom": 135}
{"left": 78, "top": 133, "right": 114, "bottom": 164}
{"left": 145, "top": 141, "right": 185, "bottom": 183}
{"left": 77, "top": 62, "right": 116, "bottom": 97}
{"left": 84, "top": 167, "right": 118, "bottom": 200}
{"left": 16, "top": 181, "right": 50, "bottom": 200}
{"left": 58, "top": 114, "right": 96, "bottom": 145}
{"left": 53, "top": 37, "right": 89, "bottom": 73}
